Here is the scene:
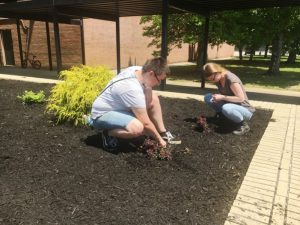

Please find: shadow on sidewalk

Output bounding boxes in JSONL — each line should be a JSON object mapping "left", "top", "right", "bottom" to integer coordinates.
{"left": 0, "top": 67, "right": 58, "bottom": 79}
{"left": 1, "top": 66, "right": 299, "bottom": 105}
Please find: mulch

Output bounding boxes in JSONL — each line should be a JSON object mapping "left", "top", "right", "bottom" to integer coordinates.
{"left": 0, "top": 79, "right": 272, "bottom": 225}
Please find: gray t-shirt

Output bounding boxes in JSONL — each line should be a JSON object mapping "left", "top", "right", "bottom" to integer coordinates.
{"left": 217, "top": 72, "right": 255, "bottom": 112}
{"left": 91, "top": 66, "right": 145, "bottom": 119}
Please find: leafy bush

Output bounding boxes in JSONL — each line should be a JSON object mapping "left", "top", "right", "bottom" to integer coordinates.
{"left": 17, "top": 90, "right": 46, "bottom": 104}
{"left": 46, "top": 65, "right": 114, "bottom": 126}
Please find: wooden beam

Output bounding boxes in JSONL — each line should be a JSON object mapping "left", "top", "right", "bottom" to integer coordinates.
{"left": 56, "top": 7, "right": 117, "bottom": 21}
{"left": 0, "top": 12, "right": 81, "bottom": 24}
{"left": 53, "top": 0, "right": 106, "bottom": 6}
{"left": 169, "top": 0, "right": 208, "bottom": 16}
{"left": 0, "top": 0, "right": 52, "bottom": 11}
{"left": 0, "top": 18, "right": 16, "bottom": 25}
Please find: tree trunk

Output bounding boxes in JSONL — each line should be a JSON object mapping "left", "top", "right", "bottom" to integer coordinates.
{"left": 286, "top": 50, "right": 297, "bottom": 63}
{"left": 188, "top": 43, "right": 197, "bottom": 62}
{"left": 196, "top": 41, "right": 203, "bottom": 69}
{"left": 264, "top": 44, "right": 269, "bottom": 58}
{"left": 249, "top": 48, "right": 255, "bottom": 61}
{"left": 267, "top": 33, "right": 283, "bottom": 76}
{"left": 238, "top": 47, "right": 243, "bottom": 60}
{"left": 188, "top": 44, "right": 193, "bottom": 62}
{"left": 249, "top": 52, "right": 253, "bottom": 61}
{"left": 196, "top": 28, "right": 209, "bottom": 70}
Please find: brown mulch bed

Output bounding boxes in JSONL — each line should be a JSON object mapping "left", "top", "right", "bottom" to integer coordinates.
{"left": 0, "top": 79, "right": 272, "bottom": 225}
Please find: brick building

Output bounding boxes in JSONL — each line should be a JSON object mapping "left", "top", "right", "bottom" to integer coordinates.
{"left": 0, "top": 17, "right": 234, "bottom": 70}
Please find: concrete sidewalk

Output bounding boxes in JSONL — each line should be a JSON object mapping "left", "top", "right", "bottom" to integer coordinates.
{"left": 224, "top": 102, "right": 300, "bottom": 225}
{"left": 1, "top": 72, "right": 299, "bottom": 225}
{"left": 156, "top": 81, "right": 300, "bottom": 225}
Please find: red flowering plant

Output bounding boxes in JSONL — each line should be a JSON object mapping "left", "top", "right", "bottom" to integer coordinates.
{"left": 196, "top": 115, "right": 211, "bottom": 134}
{"left": 138, "top": 137, "right": 172, "bottom": 160}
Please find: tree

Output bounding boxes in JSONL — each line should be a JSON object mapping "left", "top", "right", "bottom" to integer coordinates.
{"left": 286, "top": 38, "right": 300, "bottom": 63}
{"left": 209, "top": 10, "right": 252, "bottom": 60}
{"left": 140, "top": 14, "right": 204, "bottom": 57}
{"left": 257, "top": 7, "right": 300, "bottom": 75}
{"left": 140, "top": 7, "right": 300, "bottom": 76}
{"left": 284, "top": 12, "right": 300, "bottom": 63}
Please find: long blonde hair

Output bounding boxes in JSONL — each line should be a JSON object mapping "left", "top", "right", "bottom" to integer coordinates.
{"left": 203, "top": 63, "right": 227, "bottom": 78}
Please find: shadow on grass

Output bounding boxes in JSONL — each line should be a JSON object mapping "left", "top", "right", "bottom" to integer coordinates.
{"left": 158, "top": 83, "right": 300, "bottom": 105}
{"left": 170, "top": 57, "right": 300, "bottom": 90}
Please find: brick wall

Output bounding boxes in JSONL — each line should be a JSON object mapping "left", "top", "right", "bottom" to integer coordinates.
{"left": 83, "top": 17, "right": 191, "bottom": 68}
{"left": 83, "top": 16, "right": 234, "bottom": 69}
{"left": 0, "top": 17, "right": 234, "bottom": 70}
{"left": 0, "top": 20, "right": 81, "bottom": 70}
{"left": 207, "top": 43, "right": 235, "bottom": 59}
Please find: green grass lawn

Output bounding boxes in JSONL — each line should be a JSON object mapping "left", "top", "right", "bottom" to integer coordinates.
{"left": 169, "top": 56, "right": 300, "bottom": 92}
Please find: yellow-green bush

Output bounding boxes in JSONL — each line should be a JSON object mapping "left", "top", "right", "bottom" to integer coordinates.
{"left": 46, "top": 65, "right": 114, "bottom": 126}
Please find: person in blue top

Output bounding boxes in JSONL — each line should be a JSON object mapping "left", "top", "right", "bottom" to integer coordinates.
{"left": 90, "top": 57, "right": 180, "bottom": 151}
{"left": 203, "top": 62, "right": 255, "bottom": 135}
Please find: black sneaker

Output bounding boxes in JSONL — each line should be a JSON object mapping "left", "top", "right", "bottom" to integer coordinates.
{"left": 128, "top": 135, "right": 147, "bottom": 149}
{"left": 233, "top": 122, "right": 250, "bottom": 135}
{"left": 101, "top": 130, "right": 119, "bottom": 152}
{"left": 160, "top": 131, "right": 181, "bottom": 145}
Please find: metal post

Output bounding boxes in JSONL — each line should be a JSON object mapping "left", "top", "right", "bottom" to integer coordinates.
{"left": 202, "top": 15, "right": 210, "bottom": 66}
{"left": 16, "top": 19, "right": 24, "bottom": 68}
{"left": 53, "top": 15, "right": 62, "bottom": 73}
{"left": 80, "top": 18, "right": 86, "bottom": 65}
{"left": 197, "top": 13, "right": 210, "bottom": 88}
{"left": 116, "top": 17, "right": 121, "bottom": 74}
{"left": 45, "top": 22, "right": 53, "bottom": 70}
{"left": 160, "top": 0, "right": 168, "bottom": 90}
{"left": 25, "top": 20, "right": 34, "bottom": 58}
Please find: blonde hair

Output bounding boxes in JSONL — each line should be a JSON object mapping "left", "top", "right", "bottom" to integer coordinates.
{"left": 203, "top": 63, "right": 227, "bottom": 78}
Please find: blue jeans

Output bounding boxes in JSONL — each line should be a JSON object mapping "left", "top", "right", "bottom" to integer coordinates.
{"left": 204, "top": 93, "right": 253, "bottom": 123}
{"left": 91, "top": 111, "right": 135, "bottom": 130}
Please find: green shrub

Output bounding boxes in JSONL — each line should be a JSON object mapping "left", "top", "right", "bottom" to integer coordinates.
{"left": 18, "top": 90, "right": 46, "bottom": 104}
{"left": 46, "top": 65, "right": 114, "bottom": 126}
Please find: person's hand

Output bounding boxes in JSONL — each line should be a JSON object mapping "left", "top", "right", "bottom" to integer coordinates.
{"left": 159, "top": 138, "right": 167, "bottom": 148}
{"left": 212, "top": 94, "right": 224, "bottom": 102}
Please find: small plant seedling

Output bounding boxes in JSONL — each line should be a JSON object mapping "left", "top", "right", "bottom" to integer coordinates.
{"left": 139, "top": 137, "right": 172, "bottom": 160}
{"left": 17, "top": 90, "right": 46, "bottom": 104}
{"left": 196, "top": 115, "right": 211, "bottom": 134}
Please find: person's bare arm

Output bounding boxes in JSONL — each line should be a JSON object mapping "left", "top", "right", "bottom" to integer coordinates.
{"left": 213, "top": 83, "right": 245, "bottom": 103}
{"left": 132, "top": 107, "right": 166, "bottom": 147}
{"left": 144, "top": 86, "right": 153, "bottom": 109}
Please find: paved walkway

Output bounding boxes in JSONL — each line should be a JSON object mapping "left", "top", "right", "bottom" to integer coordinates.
{"left": 157, "top": 81, "right": 300, "bottom": 225}
{"left": 1, "top": 68, "right": 300, "bottom": 225}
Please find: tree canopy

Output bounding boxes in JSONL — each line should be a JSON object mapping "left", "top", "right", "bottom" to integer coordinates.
{"left": 140, "top": 7, "right": 300, "bottom": 76}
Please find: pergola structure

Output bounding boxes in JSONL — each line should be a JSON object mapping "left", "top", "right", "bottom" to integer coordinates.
{"left": 1, "top": 0, "right": 300, "bottom": 88}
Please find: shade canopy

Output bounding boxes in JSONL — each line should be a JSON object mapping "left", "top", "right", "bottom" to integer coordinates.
{"left": 1, "top": 0, "right": 300, "bottom": 84}
{"left": 0, "top": 0, "right": 300, "bottom": 23}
